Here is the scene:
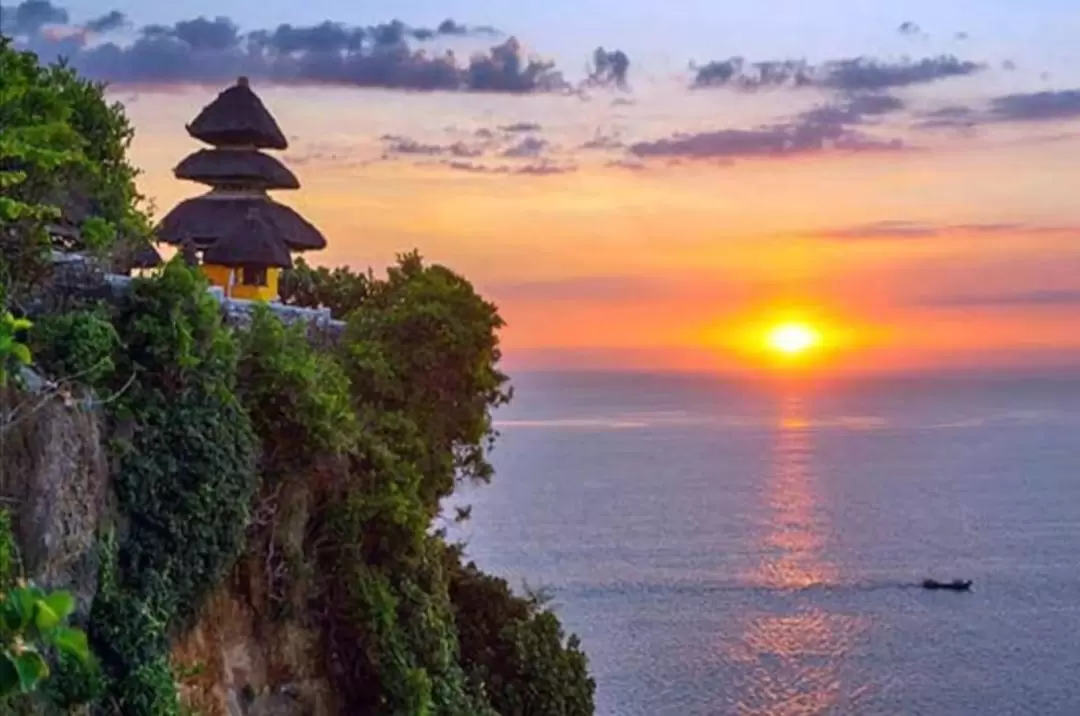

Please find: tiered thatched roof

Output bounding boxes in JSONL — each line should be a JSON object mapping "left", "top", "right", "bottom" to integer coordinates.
{"left": 156, "top": 75, "right": 325, "bottom": 271}
{"left": 203, "top": 210, "right": 292, "bottom": 268}
{"left": 174, "top": 149, "right": 300, "bottom": 190}
{"left": 156, "top": 195, "right": 326, "bottom": 252}
{"left": 185, "top": 76, "right": 288, "bottom": 150}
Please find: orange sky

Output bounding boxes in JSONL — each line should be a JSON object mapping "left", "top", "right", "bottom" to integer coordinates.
{"left": 120, "top": 84, "right": 1080, "bottom": 375}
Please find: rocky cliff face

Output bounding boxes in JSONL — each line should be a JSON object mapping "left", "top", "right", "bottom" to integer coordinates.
{"left": 172, "top": 586, "right": 333, "bottom": 716}
{"left": 1, "top": 385, "right": 336, "bottom": 716}
{"left": 0, "top": 385, "right": 109, "bottom": 617}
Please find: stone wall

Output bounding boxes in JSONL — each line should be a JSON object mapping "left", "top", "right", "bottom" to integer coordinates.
{"left": 33, "top": 253, "right": 346, "bottom": 347}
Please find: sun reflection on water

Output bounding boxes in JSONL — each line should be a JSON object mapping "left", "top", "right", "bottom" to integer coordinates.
{"left": 725, "top": 395, "right": 870, "bottom": 716}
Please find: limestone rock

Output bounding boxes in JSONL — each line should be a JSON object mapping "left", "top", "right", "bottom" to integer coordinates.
{"left": 0, "top": 389, "right": 109, "bottom": 616}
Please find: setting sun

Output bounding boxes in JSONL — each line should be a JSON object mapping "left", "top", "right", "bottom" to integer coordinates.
{"left": 765, "top": 323, "right": 822, "bottom": 356}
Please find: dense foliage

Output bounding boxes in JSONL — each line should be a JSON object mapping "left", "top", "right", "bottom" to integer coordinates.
{"left": 447, "top": 554, "right": 594, "bottom": 716}
{"left": 27, "top": 306, "right": 119, "bottom": 389}
{"left": 0, "top": 38, "right": 147, "bottom": 302}
{"left": 87, "top": 261, "right": 258, "bottom": 714}
{"left": 0, "top": 511, "right": 92, "bottom": 709}
{"left": 0, "top": 311, "right": 32, "bottom": 387}
{"left": 12, "top": 42, "right": 595, "bottom": 716}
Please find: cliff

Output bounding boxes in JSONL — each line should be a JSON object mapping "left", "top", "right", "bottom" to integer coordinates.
{"left": 0, "top": 37, "right": 594, "bottom": 716}
{"left": 2, "top": 252, "right": 595, "bottom": 716}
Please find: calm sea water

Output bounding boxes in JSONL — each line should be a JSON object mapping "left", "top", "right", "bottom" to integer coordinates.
{"left": 447, "top": 371, "right": 1080, "bottom": 716}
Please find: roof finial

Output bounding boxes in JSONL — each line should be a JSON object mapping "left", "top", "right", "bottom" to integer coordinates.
{"left": 237, "top": 75, "right": 250, "bottom": 88}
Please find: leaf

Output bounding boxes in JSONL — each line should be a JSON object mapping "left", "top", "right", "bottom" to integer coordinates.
{"left": 49, "top": 626, "right": 90, "bottom": 663}
{"left": 32, "top": 590, "right": 75, "bottom": 631}
{"left": 40, "top": 591, "right": 75, "bottom": 622}
{"left": 12, "top": 649, "right": 49, "bottom": 693}
{"left": 4, "top": 588, "right": 36, "bottom": 631}
{"left": 11, "top": 343, "right": 31, "bottom": 366}
{"left": 0, "top": 652, "right": 18, "bottom": 698}
{"left": 32, "top": 600, "right": 60, "bottom": 631}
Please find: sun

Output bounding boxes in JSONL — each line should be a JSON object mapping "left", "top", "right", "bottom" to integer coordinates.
{"left": 765, "top": 322, "right": 822, "bottom": 356}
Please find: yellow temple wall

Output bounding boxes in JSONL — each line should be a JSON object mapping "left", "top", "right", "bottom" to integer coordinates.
{"left": 201, "top": 264, "right": 280, "bottom": 302}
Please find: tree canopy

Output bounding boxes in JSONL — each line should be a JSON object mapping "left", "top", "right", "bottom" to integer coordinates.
{"left": 0, "top": 37, "right": 149, "bottom": 300}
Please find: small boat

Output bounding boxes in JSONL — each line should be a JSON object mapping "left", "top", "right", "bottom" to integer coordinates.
{"left": 921, "top": 578, "right": 972, "bottom": 592}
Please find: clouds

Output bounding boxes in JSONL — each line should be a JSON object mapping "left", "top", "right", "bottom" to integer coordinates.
{"left": 381, "top": 135, "right": 484, "bottom": 158}
{"left": 446, "top": 160, "right": 577, "bottom": 176}
{"left": 918, "top": 290, "right": 1080, "bottom": 309}
{"left": 2, "top": 0, "right": 67, "bottom": 34}
{"left": 502, "top": 137, "right": 549, "bottom": 158}
{"left": 500, "top": 122, "right": 543, "bottom": 133}
{"left": 988, "top": 90, "right": 1080, "bottom": 122}
{"left": 912, "top": 105, "right": 978, "bottom": 131}
{"left": 629, "top": 125, "right": 903, "bottom": 161}
{"left": 628, "top": 91, "right": 906, "bottom": 162}
{"left": 823, "top": 56, "right": 982, "bottom": 92}
{"left": 83, "top": 10, "right": 125, "bottom": 34}
{"left": 692, "top": 58, "right": 813, "bottom": 91}
{"left": 799, "top": 93, "right": 905, "bottom": 125}
{"left": 376, "top": 124, "right": 575, "bottom": 176}
{"left": 915, "top": 89, "right": 1080, "bottom": 132}
{"left": 3, "top": 1, "right": 590, "bottom": 93}
{"left": 692, "top": 54, "right": 983, "bottom": 93}
{"left": 586, "top": 47, "right": 631, "bottom": 90}
{"left": 810, "top": 220, "right": 1080, "bottom": 241}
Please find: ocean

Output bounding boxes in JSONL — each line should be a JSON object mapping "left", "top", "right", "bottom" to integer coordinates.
{"left": 447, "top": 370, "right": 1080, "bottom": 716}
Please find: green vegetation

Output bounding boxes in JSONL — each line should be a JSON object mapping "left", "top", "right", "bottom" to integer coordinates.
{"left": 2, "top": 38, "right": 595, "bottom": 716}
{"left": 85, "top": 261, "right": 259, "bottom": 714}
{"left": 0, "top": 36, "right": 147, "bottom": 300}
{"left": 0, "top": 311, "right": 32, "bottom": 387}
{"left": 27, "top": 307, "right": 119, "bottom": 390}
{"left": 0, "top": 511, "right": 93, "bottom": 709}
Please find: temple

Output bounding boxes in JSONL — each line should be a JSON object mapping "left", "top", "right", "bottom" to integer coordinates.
{"left": 155, "top": 76, "right": 326, "bottom": 301}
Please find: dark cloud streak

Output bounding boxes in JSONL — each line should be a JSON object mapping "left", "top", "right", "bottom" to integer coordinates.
{"left": 628, "top": 92, "right": 906, "bottom": 163}
{"left": 812, "top": 220, "right": 1080, "bottom": 240}
{"left": 989, "top": 90, "right": 1080, "bottom": 122}
{"left": 914, "top": 90, "right": 1080, "bottom": 131}
{"left": 919, "top": 289, "right": 1080, "bottom": 308}
{"left": 446, "top": 160, "right": 576, "bottom": 175}
{"left": 692, "top": 53, "right": 983, "bottom": 92}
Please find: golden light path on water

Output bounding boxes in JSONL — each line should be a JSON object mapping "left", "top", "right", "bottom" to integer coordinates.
{"left": 724, "top": 395, "right": 872, "bottom": 716}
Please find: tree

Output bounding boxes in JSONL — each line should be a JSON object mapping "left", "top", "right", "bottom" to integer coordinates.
{"left": 0, "top": 38, "right": 148, "bottom": 303}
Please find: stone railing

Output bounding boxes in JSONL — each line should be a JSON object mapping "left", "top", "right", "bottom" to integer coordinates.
{"left": 29, "top": 253, "right": 346, "bottom": 346}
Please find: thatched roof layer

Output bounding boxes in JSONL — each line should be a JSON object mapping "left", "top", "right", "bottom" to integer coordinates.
{"left": 203, "top": 211, "right": 293, "bottom": 268}
{"left": 186, "top": 77, "right": 288, "bottom": 150}
{"left": 174, "top": 148, "right": 300, "bottom": 190}
{"left": 154, "top": 194, "right": 326, "bottom": 251}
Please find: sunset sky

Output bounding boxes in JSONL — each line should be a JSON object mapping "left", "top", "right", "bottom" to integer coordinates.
{"left": 8, "top": 0, "right": 1080, "bottom": 374}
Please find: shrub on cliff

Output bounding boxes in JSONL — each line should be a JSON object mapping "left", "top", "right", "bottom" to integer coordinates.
{"left": 90, "top": 260, "right": 258, "bottom": 714}
{"left": 27, "top": 306, "right": 119, "bottom": 389}
{"left": 447, "top": 555, "right": 595, "bottom": 716}
{"left": 235, "top": 304, "right": 358, "bottom": 479}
